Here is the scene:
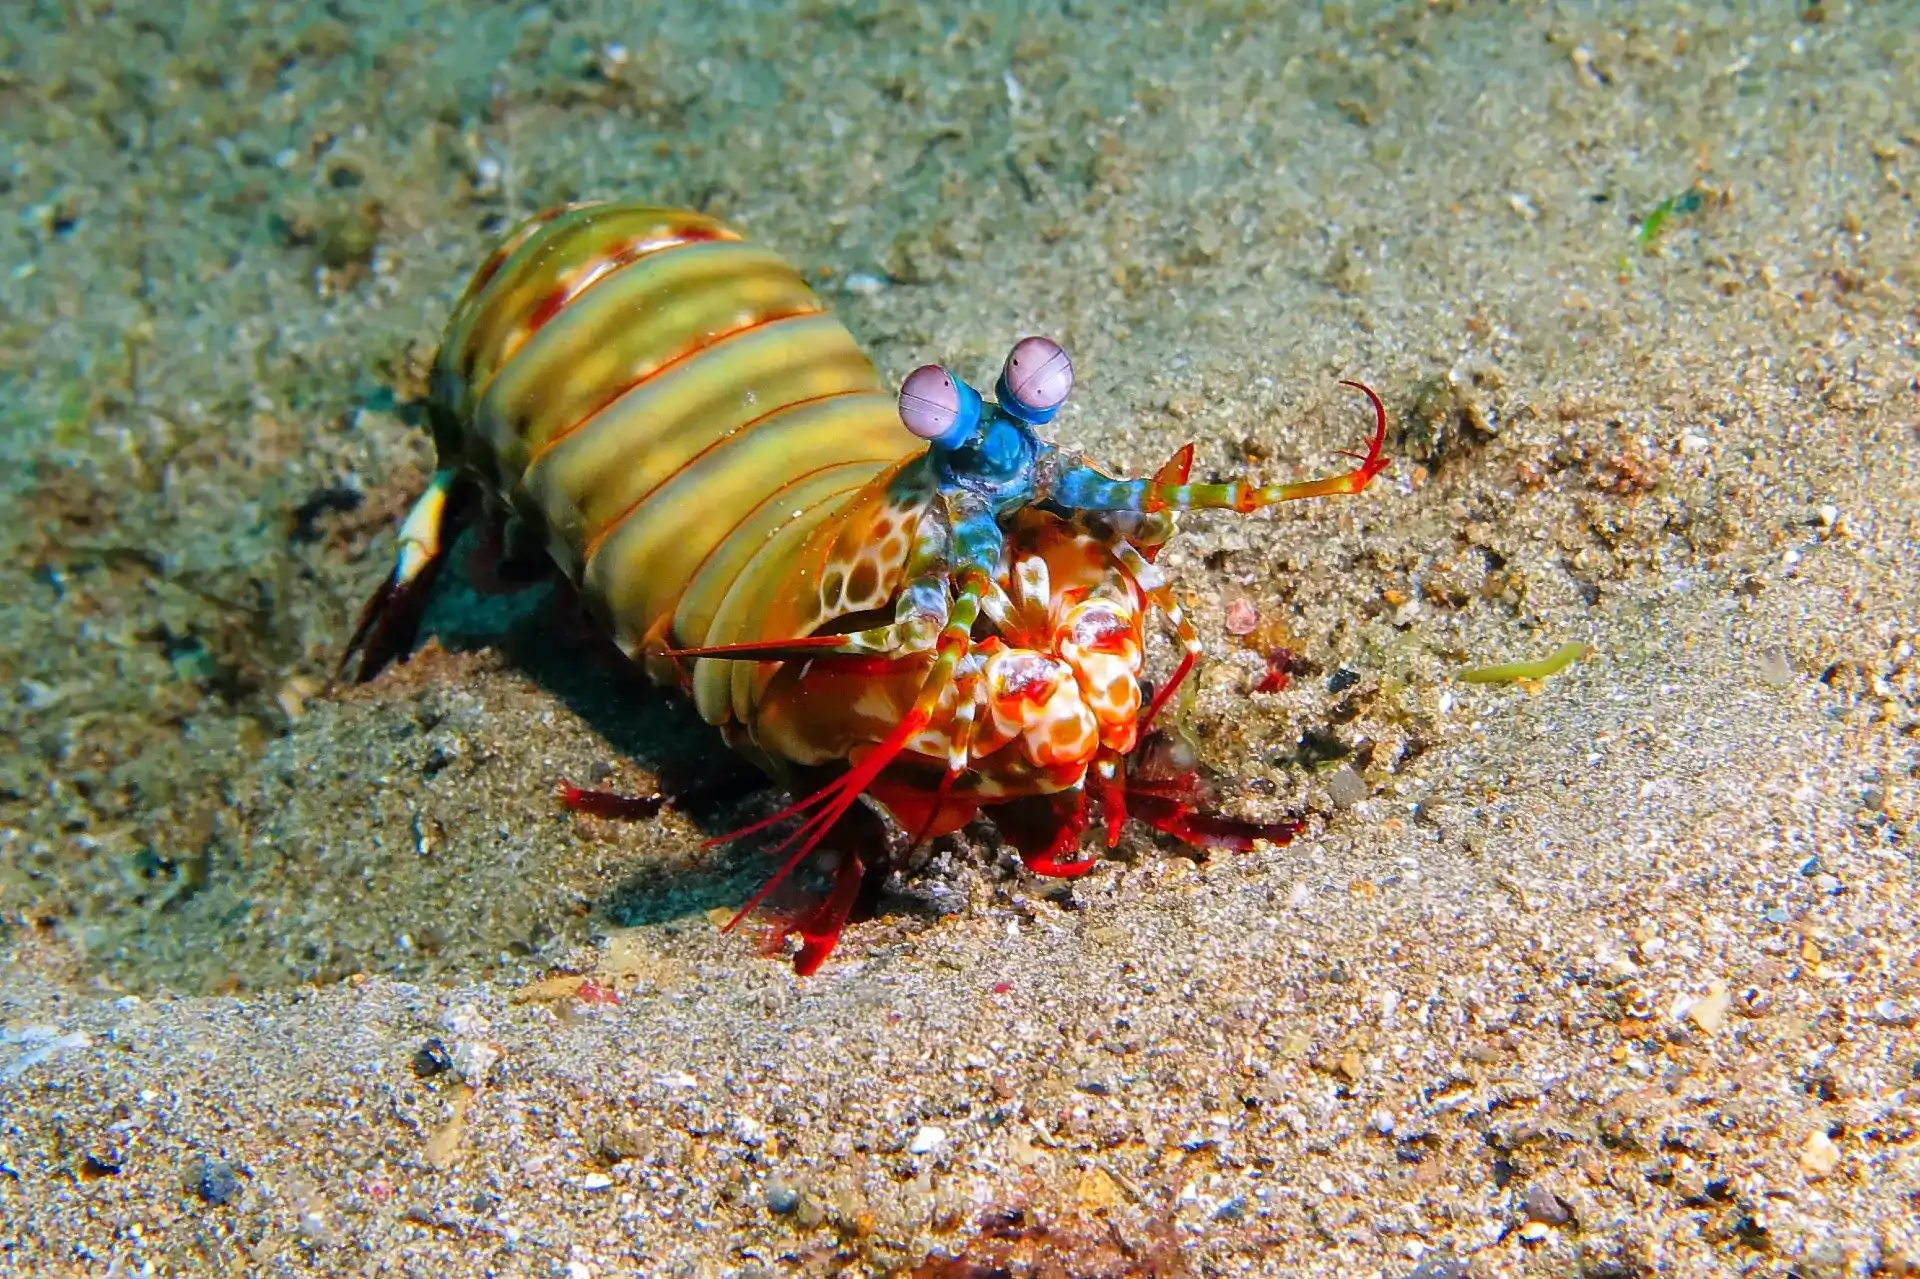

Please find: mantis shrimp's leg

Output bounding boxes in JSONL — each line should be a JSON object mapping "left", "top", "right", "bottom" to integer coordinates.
{"left": 667, "top": 613, "right": 922, "bottom": 663}
{"left": 1088, "top": 749, "right": 1129, "bottom": 849}
{"left": 903, "top": 649, "right": 987, "bottom": 851}
{"left": 1048, "top": 381, "right": 1389, "bottom": 516}
{"left": 340, "top": 466, "right": 465, "bottom": 680}
{"left": 1102, "top": 538, "right": 1203, "bottom": 734}
{"left": 990, "top": 786, "right": 1101, "bottom": 878}
{"left": 747, "top": 769, "right": 895, "bottom": 976}
{"left": 464, "top": 512, "right": 557, "bottom": 594}
{"left": 390, "top": 467, "right": 462, "bottom": 590}
{"left": 1045, "top": 533, "right": 1201, "bottom": 851}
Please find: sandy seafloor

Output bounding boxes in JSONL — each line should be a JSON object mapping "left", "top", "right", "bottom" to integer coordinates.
{"left": 3, "top": 0, "right": 1918, "bottom": 1274}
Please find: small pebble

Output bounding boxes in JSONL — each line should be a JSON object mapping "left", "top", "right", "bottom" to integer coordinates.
{"left": 1686, "top": 983, "right": 1730, "bottom": 1035}
{"left": 579, "top": 1172, "right": 612, "bottom": 1191}
{"left": 1328, "top": 668, "right": 1361, "bottom": 694}
{"left": 18, "top": 678, "right": 61, "bottom": 711}
{"left": 1521, "top": 1185, "right": 1572, "bottom": 1226}
{"left": 470, "top": 156, "right": 502, "bottom": 197}
{"left": 907, "top": 1125, "right": 946, "bottom": 1155}
{"left": 1871, "top": 1001, "right": 1916, "bottom": 1028}
{"left": 1326, "top": 766, "right": 1368, "bottom": 810}
{"left": 1765, "top": 906, "right": 1790, "bottom": 924}
{"left": 1813, "top": 874, "right": 1842, "bottom": 896}
{"left": 1757, "top": 647, "right": 1793, "bottom": 687}
{"left": 842, "top": 272, "right": 887, "bottom": 296}
{"left": 440, "top": 1003, "right": 491, "bottom": 1039}
{"left": 1224, "top": 598, "right": 1258, "bottom": 635}
{"left": 1800, "top": 1130, "right": 1839, "bottom": 1176}
{"left": 1519, "top": 1221, "right": 1551, "bottom": 1243}
{"left": 411, "top": 1038, "right": 453, "bottom": 1077}
{"left": 450, "top": 1040, "right": 500, "bottom": 1088}
{"left": 1799, "top": 856, "right": 1822, "bottom": 876}
{"left": 193, "top": 1157, "right": 241, "bottom": 1206}
{"left": 1370, "top": 1107, "right": 1396, "bottom": 1135}
{"left": 764, "top": 1176, "right": 801, "bottom": 1214}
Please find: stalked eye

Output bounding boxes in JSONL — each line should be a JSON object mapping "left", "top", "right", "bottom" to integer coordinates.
{"left": 999, "top": 336, "right": 1073, "bottom": 420}
{"left": 899, "top": 364, "right": 980, "bottom": 446}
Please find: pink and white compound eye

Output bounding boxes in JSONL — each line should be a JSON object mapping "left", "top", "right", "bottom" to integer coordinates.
{"left": 999, "top": 336, "right": 1073, "bottom": 418}
{"left": 899, "top": 364, "right": 970, "bottom": 443}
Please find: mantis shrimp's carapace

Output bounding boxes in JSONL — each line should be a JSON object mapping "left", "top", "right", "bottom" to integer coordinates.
{"left": 345, "top": 201, "right": 1390, "bottom": 974}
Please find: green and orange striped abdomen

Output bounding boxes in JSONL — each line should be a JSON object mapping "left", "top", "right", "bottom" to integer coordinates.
{"left": 428, "top": 203, "right": 929, "bottom": 731}
{"left": 423, "top": 201, "right": 1160, "bottom": 827}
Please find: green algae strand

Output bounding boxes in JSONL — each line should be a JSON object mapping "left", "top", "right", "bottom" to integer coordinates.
{"left": 1458, "top": 641, "right": 1591, "bottom": 685}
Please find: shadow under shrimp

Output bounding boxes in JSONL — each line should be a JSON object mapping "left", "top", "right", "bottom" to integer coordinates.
{"left": 404, "top": 516, "right": 782, "bottom": 827}
{"left": 355, "top": 506, "right": 825, "bottom": 931}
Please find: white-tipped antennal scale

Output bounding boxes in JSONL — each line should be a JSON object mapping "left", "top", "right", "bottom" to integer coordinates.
{"left": 996, "top": 336, "right": 1073, "bottom": 424}
{"left": 898, "top": 364, "right": 983, "bottom": 448}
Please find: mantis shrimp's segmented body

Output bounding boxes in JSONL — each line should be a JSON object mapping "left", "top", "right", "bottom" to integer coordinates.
{"left": 346, "top": 201, "right": 1389, "bottom": 973}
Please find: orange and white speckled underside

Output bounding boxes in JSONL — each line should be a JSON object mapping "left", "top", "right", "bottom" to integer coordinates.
{"left": 749, "top": 509, "right": 1149, "bottom": 811}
